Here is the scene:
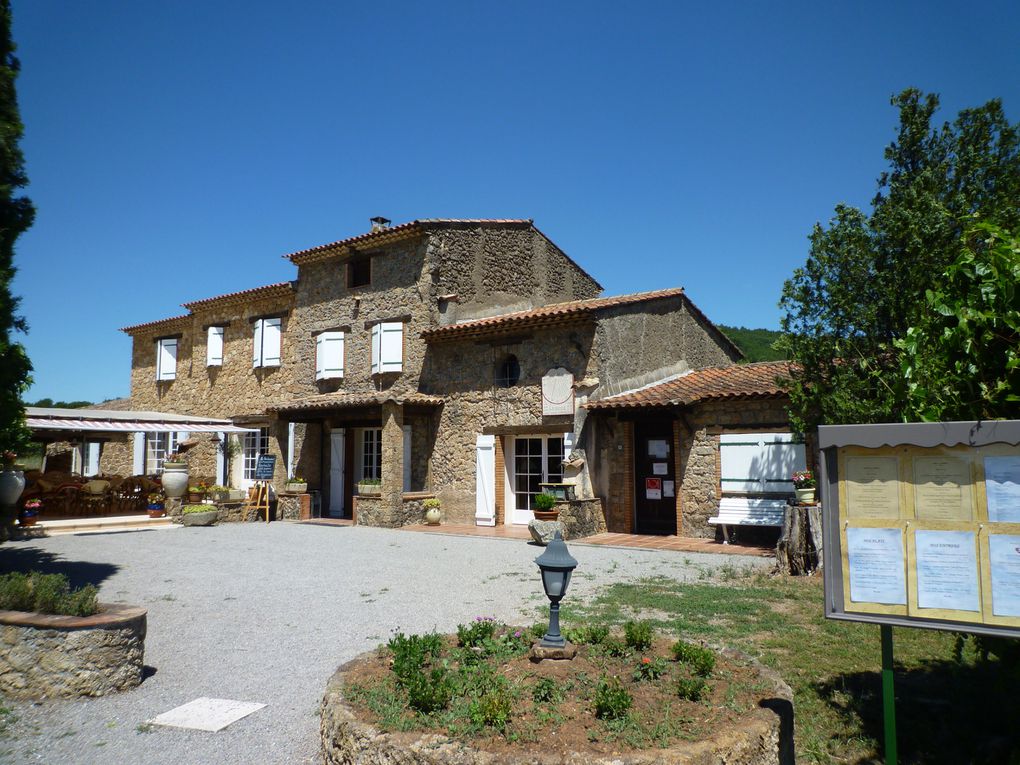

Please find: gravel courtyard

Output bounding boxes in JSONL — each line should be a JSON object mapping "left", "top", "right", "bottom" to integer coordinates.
{"left": 0, "top": 523, "right": 771, "bottom": 764}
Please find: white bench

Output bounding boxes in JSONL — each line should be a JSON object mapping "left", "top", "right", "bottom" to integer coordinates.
{"left": 708, "top": 497, "right": 788, "bottom": 543}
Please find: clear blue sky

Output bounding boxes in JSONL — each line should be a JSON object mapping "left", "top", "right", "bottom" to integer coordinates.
{"left": 11, "top": 1, "right": 1020, "bottom": 403}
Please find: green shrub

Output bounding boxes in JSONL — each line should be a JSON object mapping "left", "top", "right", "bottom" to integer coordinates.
{"left": 470, "top": 691, "right": 512, "bottom": 729}
{"left": 405, "top": 667, "right": 453, "bottom": 714}
{"left": 623, "top": 620, "right": 654, "bottom": 650}
{"left": 0, "top": 572, "right": 99, "bottom": 617}
{"left": 182, "top": 504, "right": 213, "bottom": 514}
{"left": 530, "top": 622, "right": 547, "bottom": 639}
{"left": 457, "top": 617, "right": 497, "bottom": 648}
{"left": 597, "top": 637, "right": 630, "bottom": 657}
{"left": 423, "top": 498, "right": 440, "bottom": 509}
{"left": 676, "top": 675, "right": 709, "bottom": 701}
{"left": 592, "top": 675, "right": 632, "bottom": 719}
{"left": 531, "top": 676, "right": 561, "bottom": 703}
{"left": 534, "top": 493, "right": 557, "bottom": 511}
{"left": 388, "top": 632, "right": 443, "bottom": 682}
{"left": 671, "top": 640, "right": 715, "bottom": 677}
{"left": 563, "top": 623, "right": 610, "bottom": 645}
{"left": 632, "top": 656, "right": 668, "bottom": 682}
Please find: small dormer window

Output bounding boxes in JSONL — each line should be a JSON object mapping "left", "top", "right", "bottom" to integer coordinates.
{"left": 495, "top": 354, "right": 521, "bottom": 388}
{"left": 348, "top": 258, "right": 370, "bottom": 288}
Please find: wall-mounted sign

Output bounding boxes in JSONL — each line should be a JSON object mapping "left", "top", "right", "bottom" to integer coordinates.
{"left": 542, "top": 367, "right": 574, "bottom": 416}
{"left": 820, "top": 421, "right": 1020, "bottom": 638}
{"left": 645, "top": 477, "right": 662, "bottom": 500}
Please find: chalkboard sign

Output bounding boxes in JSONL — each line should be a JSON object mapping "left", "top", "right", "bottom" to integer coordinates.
{"left": 254, "top": 454, "right": 276, "bottom": 480}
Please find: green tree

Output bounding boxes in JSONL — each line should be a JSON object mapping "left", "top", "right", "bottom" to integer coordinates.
{"left": 779, "top": 89, "right": 1020, "bottom": 431}
{"left": 717, "top": 326, "right": 786, "bottom": 362}
{"left": 898, "top": 220, "right": 1020, "bottom": 421}
{"left": 0, "top": 0, "right": 34, "bottom": 458}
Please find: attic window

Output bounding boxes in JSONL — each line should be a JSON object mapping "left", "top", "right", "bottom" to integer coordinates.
{"left": 348, "top": 258, "right": 371, "bottom": 288}
{"left": 495, "top": 354, "right": 521, "bottom": 388}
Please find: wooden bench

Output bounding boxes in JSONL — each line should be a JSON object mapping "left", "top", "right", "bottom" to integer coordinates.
{"left": 708, "top": 497, "right": 788, "bottom": 543}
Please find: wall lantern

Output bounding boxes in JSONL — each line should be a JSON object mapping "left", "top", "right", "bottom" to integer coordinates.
{"left": 534, "top": 531, "right": 578, "bottom": 648}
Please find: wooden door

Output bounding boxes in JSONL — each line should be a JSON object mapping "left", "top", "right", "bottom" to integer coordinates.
{"left": 633, "top": 420, "right": 677, "bottom": 535}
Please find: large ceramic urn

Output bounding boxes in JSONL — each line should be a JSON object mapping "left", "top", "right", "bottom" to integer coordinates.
{"left": 160, "top": 462, "right": 189, "bottom": 498}
{"left": 0, "top": 470, "right": 25, "bottom": 507}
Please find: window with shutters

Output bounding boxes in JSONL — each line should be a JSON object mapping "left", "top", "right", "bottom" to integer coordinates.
{"left": 155, "top": 337, "right": 178, "bottom": 381}
{"left": 207, "top": 326, "right": 225, "bottom": 367}
{"left": 719, "top": 433, "right": 806, "bottom": 495}
{"left": 145, "top": 432, "right": 179, "bottom": 474}
{"left": 315, "top": 331, "right": 345, "bottom": 380}
{"left": 242, "top": 428, "right": 271, "bottom": 480}
{"left": 370, "top": 322, "right": 403, "bottom": 374}
{"left": 511, "top": 436, "right": 564, "bottom": 511}
{"left": 252, "top": 317, "right": 282, "bottom": 368}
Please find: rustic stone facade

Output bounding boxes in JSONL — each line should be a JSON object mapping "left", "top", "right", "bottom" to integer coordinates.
{"left": 0, "top": 605, "right": 146, "bottom": 699}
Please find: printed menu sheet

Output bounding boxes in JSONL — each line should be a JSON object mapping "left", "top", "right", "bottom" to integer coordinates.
{"left": 984, "top": 456, "right": 1020, "bottom": 523}
{"left": 988, "top": 534, "right": 1020, "bottom": 618}
{"left": 845, "top": 456, "right": 900, "bottom": 519}
{"left": 914, "top": 529, "right": 980, "bottom": 612}
{"left": 913, "top": 456, "right": 973, "bottom": 521}
{"left": 846, "top": 527, "right": 906, "bottom": 605}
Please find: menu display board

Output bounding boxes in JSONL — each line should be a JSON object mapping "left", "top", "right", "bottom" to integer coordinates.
{"left": 821, "top": 422, "right": 1020, "bottom": 638}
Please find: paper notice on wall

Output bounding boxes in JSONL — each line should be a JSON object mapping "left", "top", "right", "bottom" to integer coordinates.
{"left": 648, "top": 440, "right": 669, "bottom": 458}
{"left": 913, "top": 456, "right": 973, "bottom": 521}
{"left": 652, "top": 462, "right": 668, "bottom": 475}
{"left": 984, "top": 456, "right": 1020, "bottom": 523}
{"left": 663, "top": 480, "right": 675, "bottom": 498}
{"left": 914, "top": 529, "right": 980, "bottom": 612}
{"left": 989, "top": 534, "right": 1020, "bottom": 617}
{"left": 645, "top": 478, "right": 662, "bottom": 500}
{"left": 846, "top": 526, "right": 907, "bottom": 605}
{"left": 846, "top": 456, "right": 900, "bottom": 519}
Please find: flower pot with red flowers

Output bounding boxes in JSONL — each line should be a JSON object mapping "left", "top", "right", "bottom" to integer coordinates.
{"left": 19, "top": 498, "right": 41, "bottom": 527}
{"left": 792, "top": 470, "right": 817, "bottom": 504}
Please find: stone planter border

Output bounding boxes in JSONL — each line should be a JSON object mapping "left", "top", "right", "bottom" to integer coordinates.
{"left": 0, "top": 604, "right": 147, "bottom": 699}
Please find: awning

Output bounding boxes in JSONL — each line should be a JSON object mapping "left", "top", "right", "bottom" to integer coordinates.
{"left": 26, "top": 417, "right": 251, "bottom": 433}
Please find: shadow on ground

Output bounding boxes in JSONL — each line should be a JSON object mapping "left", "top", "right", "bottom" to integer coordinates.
{"left": 0, "top": 546, "right": 120, "bottom": 589}
{"left": 813, "top": 657, "right": 1020, "bottom": 764}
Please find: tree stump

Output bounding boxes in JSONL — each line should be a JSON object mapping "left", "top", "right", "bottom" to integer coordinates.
{"left": 776, "top": 503, "right": 823, "bottom": 575}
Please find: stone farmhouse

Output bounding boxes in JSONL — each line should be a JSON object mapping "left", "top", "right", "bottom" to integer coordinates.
{"left": 102, "top": 218, "right": 802, "bottom": 538}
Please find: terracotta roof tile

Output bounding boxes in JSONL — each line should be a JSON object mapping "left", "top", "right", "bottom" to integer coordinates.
{"left": 119, "top": 314, "right": 191, "bottom": 334}
{"left": 182, "top": 281, "right": 294, "bottom": 310}
{"left": 421, "top": 288, "right": 687, "bottom": 341}
{"left": 284, "top": 219, "right": 534, "bottom": 265}
{"left": 268, "top": 391, "right": 444, "bottom": 415}
{"left": 587, "top": 361, "right": 793, "bottom": 410}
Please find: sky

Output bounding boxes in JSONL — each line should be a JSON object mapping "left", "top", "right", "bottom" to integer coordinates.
{"left": 10, "top": 0, "right": 1020, "bottom": 403}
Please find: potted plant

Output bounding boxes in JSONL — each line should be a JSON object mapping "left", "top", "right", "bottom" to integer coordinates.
{"left": 206, "top": 485, "right": 230, "bottom": 502}
{"left": 532, "top": 492, "right": 560, "bottom": 521}
{"left": 19, "top": 498, "right": 41, "bottom": 526}
{"left": 186, "top": 480, "right": 208, "bottom": 503}
{"left": 284, "top": 476, "right": 307, "bottom": 494}
{"left": 356, "top": 478, "right": 382, "bottom": 496}
{"left": 423, "top": 497, "right": 441, "bottom": 526}
{"left": 182, "top": 504, "right": 218, "bottom": 526}
{"left": 146, "top": 492, "right": 166, "bottom": 518}
{"left": 0, "top": 450, "right": 25, "bottom": 507}
{"left": 160, "top": 452, "right": 189, "bottom": 498}
{"left": 792, "top": 470, "right": 817, "bottom": 504}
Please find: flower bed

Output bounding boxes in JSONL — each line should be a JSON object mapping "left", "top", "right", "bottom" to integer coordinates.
{"left": 322, "top": 618, "right": 793, "bottom": 764}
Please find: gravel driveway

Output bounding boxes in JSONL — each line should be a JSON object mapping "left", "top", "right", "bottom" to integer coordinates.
{"left": 0, "top": 523, "right": 770, "bottom": 764}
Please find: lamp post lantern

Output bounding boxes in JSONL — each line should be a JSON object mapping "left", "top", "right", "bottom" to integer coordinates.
{"left": 534, "top": 531, "right": 578, "bottom": 648}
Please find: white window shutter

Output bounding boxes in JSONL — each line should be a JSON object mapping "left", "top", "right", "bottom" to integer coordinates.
{"left": 262, "top": 318, "right": 282, "bottom": 366}
{"left": 316, "top": 331, "right": 344, "bottom": 380}
{"left": 563, "top": 431, "right": 575, "bottom": 454}
{"left": 207, "top": 326, "right": 224, "bottom": 366}
{"left": 380, "top": 322, "right": 403, "bottom": 373}
{"left": 719, "top": 433, "right": 805, "bottom": 495}
{"left": 84, "top": 442, "right": 100, "bottom": 477}
{"left": 252, "top": 320, "right": 264, "bottom": 367}
{"left": 132, "top": 433, "right": 145, "bottom": 475}
{"left": 370, "top": 324, "right": 381, "bottom": 374}
{"left": 475, "top": 434, "right": 496, "bottom": 526}
{"left": 215, "top": 431, "right": 226, "bottom": 486}
{"left": 156, "top": 338, "right": 177, "bottom": 380}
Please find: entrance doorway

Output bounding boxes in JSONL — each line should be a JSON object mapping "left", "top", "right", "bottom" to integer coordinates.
{"left": 329, "top": 429, "right": 346, "bottom": 518}
{"left": 633, "top": 420, "right": 677, "bottom": 535}
{"left": 507, "top": 435, "right": 564, "bottom": 525}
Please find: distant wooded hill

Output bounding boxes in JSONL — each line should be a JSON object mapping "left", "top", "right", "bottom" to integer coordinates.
{"left": 717, "top": 326, "right": 787, "bottom": 362}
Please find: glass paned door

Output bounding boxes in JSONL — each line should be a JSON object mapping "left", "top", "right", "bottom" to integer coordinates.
{"left": 241, "top": 427, "right": 270, "bottom": 488}
{"left": 510, "top": 436, "right": 564, "bottom": 524}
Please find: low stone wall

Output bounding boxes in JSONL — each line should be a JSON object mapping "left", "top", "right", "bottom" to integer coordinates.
{"left": 0, "top": 604, "right": 147, "bottom": 700}
{"left": 557, "top": 498, "right": 607, "bottom": 539}
{"left": 276, "top": 494, "right": 304, "bottom": 521}
{"left": 321, "top": 645, "right": 794, "bottom": 765}
{"left": 355, "top": 493, "right": 436, "bottom": 528}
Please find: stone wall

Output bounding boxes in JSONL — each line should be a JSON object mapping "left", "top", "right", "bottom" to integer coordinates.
{"left": 0, "top": 605, "right": 146, "bottom": 699}
{"left": 353, "top": 493, "right": 435, "bottom": 528}
{"left": 557, "top": 498, "right": 607, "bottom": 539}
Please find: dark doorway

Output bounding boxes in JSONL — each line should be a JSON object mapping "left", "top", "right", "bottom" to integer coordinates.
{"left": 633, "top": 420, "right": 677, "bottom": 535}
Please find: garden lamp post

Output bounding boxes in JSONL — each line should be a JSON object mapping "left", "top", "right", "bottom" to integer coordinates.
{"left": 534, "top": 531, "right": 578, "bottom": 648}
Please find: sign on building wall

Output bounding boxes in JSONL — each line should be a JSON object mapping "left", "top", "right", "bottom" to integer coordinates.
{"left": 254, "top": 454, "right": 277, "bottom": 481}
{"left": 542, "top": 367, "right": 574, "bottom": 416}
{"left": 819, "top": 421, "right": 1020, "bottom": 638}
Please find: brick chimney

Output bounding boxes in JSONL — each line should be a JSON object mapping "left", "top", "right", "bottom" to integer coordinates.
{"left": 370, "top": 216, "right": 391, "bottom": 232}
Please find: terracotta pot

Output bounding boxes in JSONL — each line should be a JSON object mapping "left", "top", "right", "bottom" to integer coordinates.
{"left": 187, "top": 492, "right": 206, "bottom": 503}
{"left": 533, "top": 510, "right": 560, "bottom": 522}
{"left": 0, "top": 470, "right": 25, "bottom": 506}
{"left": 147, "top": 509, "right": 166, "bottom": 519}
{"left": 19, "top": 513, "right": 37, "bottom": 527}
